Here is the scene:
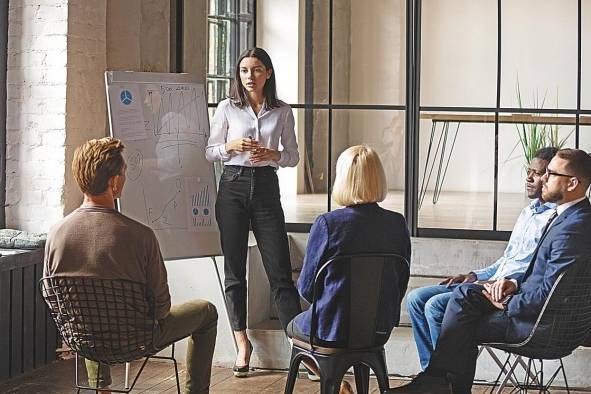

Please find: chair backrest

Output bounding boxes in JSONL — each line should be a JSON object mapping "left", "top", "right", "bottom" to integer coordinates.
{"left": 496, "top": 257, "right": 591, "bottom": 359}
{"left": 309, "top": 253, "right": 409, "bottom": 350}
{"left": 39, "top": 276, "right": 158, "bottom": 364}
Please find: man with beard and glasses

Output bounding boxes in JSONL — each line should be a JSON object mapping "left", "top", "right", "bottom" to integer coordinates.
{"left": 392, "top": 148, "right": 591, "bottom": 394}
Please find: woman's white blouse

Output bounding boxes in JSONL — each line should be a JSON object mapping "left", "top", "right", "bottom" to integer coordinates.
{"left": 205, "top": 99, "right": 299, "bottom": 168}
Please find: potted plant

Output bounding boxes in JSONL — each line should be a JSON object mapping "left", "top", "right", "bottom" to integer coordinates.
{"left": 513, "top": 79, "right": 573, "bottom": 167}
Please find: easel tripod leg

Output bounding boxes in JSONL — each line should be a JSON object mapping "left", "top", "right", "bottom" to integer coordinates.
{"left": 211, "top": 256, "right": 238, "bottom": 355}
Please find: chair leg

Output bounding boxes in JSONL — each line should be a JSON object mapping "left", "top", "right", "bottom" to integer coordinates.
{"left": 485, "top": 347, "right": 521, "bottom": 389}
{"left": 369, "top": 351, "right": 390, "bottom": 392}
{"left": 517, "top": 356, "right": 539, "bottom": 387}
{"left": 494, "top": 355, "right": 521, "bottom": 394}
{"left": 150, "top": 344, "right": 181, "bottom": 393}
{"left": 284, "top": 353, "right": 303, "bottom": 394}
{"left": 527, "top": 358, "right": 535, "bottom": 393}
{"left": 524, "top": 358, "right": 547, "bottom": 394}
{"left": 485, "top": 348, "right": 504, "bottom": 391}
{"left": 76, "top": 352, "right": 181, "bottom": 394}
{"left": 124, "top": 362, "right": 130, "bottom": 389}
{"left": 96, "top": 362, "right": 101, "bottom": 394}
{"left": 75, "top": 353, "right": 82, "bottom": 388}
{"left": 539, "top": 359, "right": 545, "bottom": 393}
{"left": 353, "top": 364, "right": 370, "bottom": 394}
{"left": 172, "top": 356, "right": 181, "bottom": 394}
{"left": 320, "top": 376, "right": 342, "bottom": 394}
{"left": 316, "top": 357, "right": 345, "bottom": 394}
{"left": 560, "top": 358, "right": 570, "bottom": 394}
{"left": 125, "top": 358, "right": 153, "bottom": 393}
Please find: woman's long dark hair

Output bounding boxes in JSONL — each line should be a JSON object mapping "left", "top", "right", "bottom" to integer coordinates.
{"left": 229, "top": 47, "right": 280, "bottom": 109}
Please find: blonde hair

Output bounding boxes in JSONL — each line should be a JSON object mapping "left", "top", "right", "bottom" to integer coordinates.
{"left": 72, "top": 137, "right": 125, "bottom": 195}
{"left": 332, "top": 145, "right": 387, "bottom": 206}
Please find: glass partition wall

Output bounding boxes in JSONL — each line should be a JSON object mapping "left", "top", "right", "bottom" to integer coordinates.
{"left": 242, "top": 0, "right": 408, "bottom": 229}
{"left": 416, "top": 0, "right": 587, "bottom": 239}
{"left": 207, "top": 0, "right": 590, "bottom": 239}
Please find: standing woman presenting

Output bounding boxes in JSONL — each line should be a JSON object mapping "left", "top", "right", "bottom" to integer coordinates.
{"left": 205, "top": 47, "right": 301, "bottom": 377}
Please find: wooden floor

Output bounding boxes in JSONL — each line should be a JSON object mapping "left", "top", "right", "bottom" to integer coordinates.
{"left": 281, "top": 191, "right": 530, "bottom": 231}
{"left": 0, "top": 358, "right": 586, "bottom": 393}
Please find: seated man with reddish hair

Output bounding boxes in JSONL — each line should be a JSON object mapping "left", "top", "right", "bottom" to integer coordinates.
{"left": 44, "top": 137, "right": 218, "bottom": 394}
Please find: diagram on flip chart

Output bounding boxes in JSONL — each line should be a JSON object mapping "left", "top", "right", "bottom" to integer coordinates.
{"left": 107, "top": 72, "right": 221, "bottom": 259}
{"left": 186, "top": 178, "right": 214, "bottom": 231}
{"left": 143, "top": 177, "right": 186, "bottom": 230}
{"left": 116, "top": 82, "right": 215, "bottom": 233}
{"left": 127, "top": 149, "right": 143, "bottom": 181}
{"left": 146, "top": 85, "right": 208, "bottom": 169}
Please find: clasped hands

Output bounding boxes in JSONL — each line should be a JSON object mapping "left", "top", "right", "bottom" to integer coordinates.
{"left": 482, "top": 279, "right": 517, "bottom": 310}
{"left": 225, "top": 137, "right": 280, "bottom": 163}
{"left": 439, "top": 273, "right": 517, "bottom": 310}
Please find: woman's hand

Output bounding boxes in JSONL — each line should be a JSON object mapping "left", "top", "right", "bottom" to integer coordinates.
{"left": 250, "top": 147, "right": 281, "bottom": 163}
{"left": 225, "top": 138, "right": 259, "bottom": 153}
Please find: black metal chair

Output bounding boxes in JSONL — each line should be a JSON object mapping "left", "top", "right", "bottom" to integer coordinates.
{"left": 39, "top": 276, "right": 180, "bottom": 394}
{"left": 477, "top": 345, "right": 538, "bottom": 393}
{"left": 284, "top": 253, "right": 410, "bottom": 394}
{"left": 483, "top": 263, "right": 591, "bottom": 393}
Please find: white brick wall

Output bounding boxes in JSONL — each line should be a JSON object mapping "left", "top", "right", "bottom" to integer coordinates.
{"left": 6, "top": 1, "right": 68, "bottom": 232}
{"left": 4, "top": 1, "right": 184, "bottom": 232}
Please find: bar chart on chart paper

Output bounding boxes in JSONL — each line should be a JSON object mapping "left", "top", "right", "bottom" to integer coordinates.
{"left": 186, "top": 178, "right": 215, "bottom": 232}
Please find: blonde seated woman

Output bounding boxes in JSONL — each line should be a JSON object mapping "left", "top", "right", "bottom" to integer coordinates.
{"left": 287, "top": 145, "right": 411, "bottom": 393}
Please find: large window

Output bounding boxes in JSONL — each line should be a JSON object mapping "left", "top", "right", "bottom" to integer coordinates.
{"left": 416, "top": 0, "right": 587, "bottom": 239}
{"left": 207, "top": 0, "right": 591, "bottom": 240}
{"left": 207, "top": 0, "right": 255, "bottom": 104}
{"left": 255, "top": 0, "right": 407, "bottom": 228}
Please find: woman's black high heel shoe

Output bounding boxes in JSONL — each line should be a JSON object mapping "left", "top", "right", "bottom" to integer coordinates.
{"left": 232, "top": 340, "right": 253, "bottom": 378}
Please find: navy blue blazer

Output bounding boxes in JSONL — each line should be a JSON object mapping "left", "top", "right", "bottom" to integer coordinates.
{"left": 506, "top": 198, "right": 591, "bottom": 339}
{"left": 294, "top": 203, "right": 411, "bottom": 343}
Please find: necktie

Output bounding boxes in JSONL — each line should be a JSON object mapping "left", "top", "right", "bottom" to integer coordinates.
{"left": 540, "top": 211, "right": 559, "bottom": 238}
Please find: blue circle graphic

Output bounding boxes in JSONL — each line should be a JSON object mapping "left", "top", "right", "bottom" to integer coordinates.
{"left": 203, "top": 208, "right": 209, "bottom": 215}
{"left": 120, "top": 90, "right": 133, "bottom": 105}
{"left": 192, "top": 208, "right": 199, "bottom": 215}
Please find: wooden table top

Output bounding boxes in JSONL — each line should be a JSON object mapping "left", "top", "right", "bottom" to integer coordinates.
{"left": 421, "top": 113, "right": 591, "bottom": 125}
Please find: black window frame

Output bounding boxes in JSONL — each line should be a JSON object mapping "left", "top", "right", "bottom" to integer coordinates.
{"left": 204, "top": 0, "right": 590, "bottom": 242}
{"left": 207, "top": 0, "right": 256, "bottom": 104}
{"left": 0, "top": 0, "right": 8, "bottom": 229}
{"left": 411, "top": 0, "right": 587, "bottom": 241}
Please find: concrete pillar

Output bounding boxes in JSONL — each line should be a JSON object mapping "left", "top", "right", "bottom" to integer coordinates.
{"left": 64, "top": 0, "right": 107, "bottom": 215}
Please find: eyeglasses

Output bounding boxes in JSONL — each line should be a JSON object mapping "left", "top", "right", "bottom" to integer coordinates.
{"left": 545, "top": 169, "right": 576, "bottom": 179}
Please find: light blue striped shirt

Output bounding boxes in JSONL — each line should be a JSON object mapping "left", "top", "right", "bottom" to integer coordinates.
{"left": 473, "top": 199, "right": 556, "bottom": 281}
